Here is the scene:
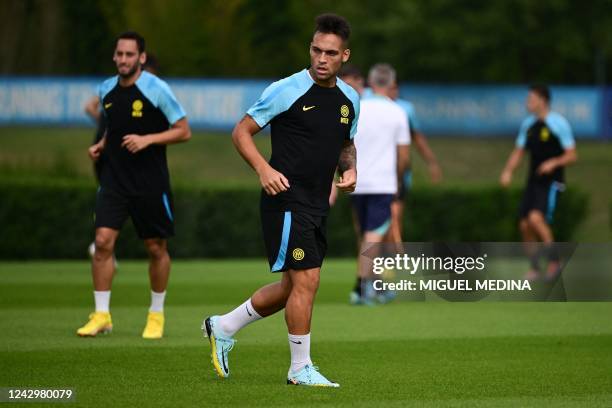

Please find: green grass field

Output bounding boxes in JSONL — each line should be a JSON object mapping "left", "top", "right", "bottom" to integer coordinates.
{"left": 0, "top": 127, "right": 610, "bottom": 240}
{"left": 1, "top": 260, "right": 611, "bottom": 407}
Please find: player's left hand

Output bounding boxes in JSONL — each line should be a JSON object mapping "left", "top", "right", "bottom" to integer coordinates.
{"left": 537, "top": 159, "right": 557, "bottom": 176}
{"left": 336, "top": 168, "right": 356, "bottom": 193}
{"left": 121, "top": 134, "right": 151, "bottom": 153}
{"left": 429, "top": 162, "right": 443, "bottom": 184}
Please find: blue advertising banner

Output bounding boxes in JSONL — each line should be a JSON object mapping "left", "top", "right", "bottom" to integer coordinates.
{"left": 0, "top": 77, "right": 99, "bottom": 126}
{"left": 0, "top": 77, "right": 605, "bottom": 138}
{"left": 169, "top": 79, "right": 268, "bottom": 131}
{"left": 0, "top": 77, "right": 269, "bottom": 130}
{"left": 398, "top": 85, "right": 603, "bottom": 138}
{"left": 604, "top": 87, "right": 612, "bottom": 139}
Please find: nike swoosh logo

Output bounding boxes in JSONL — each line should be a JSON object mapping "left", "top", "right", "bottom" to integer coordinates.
{"left": 221, "top": 347, "right": 228, "bottom": 374}
{"left": 289, "top": 340, "right": 302, "bottom": 344}
{"left": 104, "top": 103, "right": 112, "bottom": 109}
{"left": 302, "top": 105, "right": 316, "bottom": 111}
{"left": 245, "top": 304, "right": 252, "bottom": 317}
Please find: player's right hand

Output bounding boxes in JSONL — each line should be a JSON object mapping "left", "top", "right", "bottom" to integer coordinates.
{"left": 258, "top": 164, "right": 290, "bottom": 196}
{"left": 88, "top": 143, "right": 103, "bottom": 162}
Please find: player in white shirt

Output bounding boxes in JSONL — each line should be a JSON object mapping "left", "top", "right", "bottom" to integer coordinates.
{"left": 350, "top": 63, "right": 410, "bottom": 304}
{"left": 387, "top": 80, "right": 442, "bottom": 245}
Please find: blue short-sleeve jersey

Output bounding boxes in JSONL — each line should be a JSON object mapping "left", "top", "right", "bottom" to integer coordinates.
{"left": 98, "top": 71, "right": 187, "bottom": 194}
{"left": 515, "top": 111, "right": 575, "bottom": 183}
{"left": 246, "top": 69, "right": 360, "bottom": 215}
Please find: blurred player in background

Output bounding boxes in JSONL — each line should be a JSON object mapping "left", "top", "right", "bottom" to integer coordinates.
{"left": 77, "top": 32, "right": 191, "bottom": 339}
{"left": 203, "top": 14, "right": 359, "bottom": 387}
{"left": 84, "top": 54, "right": 160, "bottom": 260}
{"left": 329, "top": 64, "right": 365, "bottom": 207}
{"left": 85, "top": 54, "right": 159, "bottom": 179}
{"left": 349, "top": 64, "right": 410, "bottom": 305}
{"left": 500, "top": 85, "right": 577, "bottom": 281}
{"left": 388, "top": 81, "right": 442, "bottom": 242}
{"left": 338, "top": 64, "right": 365, "bottom": 95}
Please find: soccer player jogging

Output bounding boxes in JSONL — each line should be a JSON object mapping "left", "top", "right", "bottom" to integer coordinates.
{"left": 203, "top": 14, "right": 359, "bottom": 387}
{"left": 84, "top": 54, "right": 160, "bottom": 260}
{"left": 77, "top": 32, "right": 191, "bottom": 339}
{"left": 500, "top": 85, "right": 577, "bottom": 281}
{"left": 348, "top": 64, "right": 410, "bottom": 305}
{"left": 388, "top": 80, "right": 442, "bottom": 243}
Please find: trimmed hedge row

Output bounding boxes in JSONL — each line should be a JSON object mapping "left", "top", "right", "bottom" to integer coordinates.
{"left": 0, "top": 179, "right": 588, "bottom": 259}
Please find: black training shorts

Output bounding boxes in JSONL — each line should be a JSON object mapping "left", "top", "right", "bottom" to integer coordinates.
{"left": 261, "top": 210, "right": 327, "bottom": 273}
{"left": 94, "top": 187, "right": 175, "bottom": 239}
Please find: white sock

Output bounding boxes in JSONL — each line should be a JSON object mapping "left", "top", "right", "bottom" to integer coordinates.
{"left": 288, "top": 333, "right": 312, "bottom": 374}
{"left": 218, "top": 298, "right": 262, "bottom": 337}
{"left": 149, "top": 290, "right": 166, "bottom": 312}
{"left": 94, "top": 290, "right": 110, "bottom": 313}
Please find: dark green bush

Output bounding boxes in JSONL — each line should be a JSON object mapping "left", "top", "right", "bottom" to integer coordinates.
{"left": 0, "top": 179, "right": 588, "bottom": 259}
{"left": 610, "top": 201, "right": 612, "bottom": 234}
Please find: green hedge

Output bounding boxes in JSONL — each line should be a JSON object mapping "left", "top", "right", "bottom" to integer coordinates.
{"left": 0, "top": 179, "right": 588, "bottom": 259}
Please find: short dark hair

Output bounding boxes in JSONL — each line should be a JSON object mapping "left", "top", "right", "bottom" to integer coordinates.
{"left": 116, "top": 31, "right": 145, "bottom": 53}
{"left": 529, "top": 84, "right": 551, "bottom": 104}
{"left": 143, "top": 53, "right": 159, "bottom": 73}
{"left": 339, "top": 64, "right": 362, "bottom": 79}
{"left": 314, "top": 13, "right": 351, "bottom": 43}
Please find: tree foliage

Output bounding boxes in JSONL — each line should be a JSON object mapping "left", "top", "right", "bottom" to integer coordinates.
{"left": 1, "top": 0, "right": 610, "bottom": 83}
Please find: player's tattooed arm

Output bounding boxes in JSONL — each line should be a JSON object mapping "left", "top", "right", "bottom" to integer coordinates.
{"left": 338, "top": 140, "right": 356, "bottom": 173}
{"left": 336, "top": 140, "right": 357, "bottom": 193}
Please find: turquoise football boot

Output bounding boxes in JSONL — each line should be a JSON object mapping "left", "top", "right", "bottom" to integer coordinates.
{"left": 203, "top": 316, "right": 235, "bottom": 378}
{"left": 287, "top": 365, "right": 340, "bottom": 387}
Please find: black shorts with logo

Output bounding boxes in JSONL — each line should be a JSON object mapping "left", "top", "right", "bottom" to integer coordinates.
{"left": 94, "top": 187, "right": 175, "bottom": 239}
{"left": 519, "top": 180, "right": 565, "bottom": 223}
{"left": 261, "top": 210, "right": 327, "bottom": 273}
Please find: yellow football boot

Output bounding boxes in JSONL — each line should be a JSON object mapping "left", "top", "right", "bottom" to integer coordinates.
{"left": 77, "top": 312, "right": 112, "bottom": 337}
{"left": 142, "top": 311, "right": 165, "bottom": 339}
